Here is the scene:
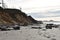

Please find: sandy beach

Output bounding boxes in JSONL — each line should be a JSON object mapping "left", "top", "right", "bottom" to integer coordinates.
{"left": 0, "top": 26, "right": 60, "bottom": 40}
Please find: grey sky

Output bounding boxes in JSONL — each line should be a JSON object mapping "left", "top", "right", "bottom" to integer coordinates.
{"left": 0, "top": 0, "right": 60, "bottom": 21}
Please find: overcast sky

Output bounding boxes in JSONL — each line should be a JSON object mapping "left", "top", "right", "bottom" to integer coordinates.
{"left": 0, "top": 0, "right": 60, "bottom": 21}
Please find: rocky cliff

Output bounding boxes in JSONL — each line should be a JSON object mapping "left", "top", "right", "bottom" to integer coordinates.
{"left": 0, "top": 7, "right": 38, "bottom": 25}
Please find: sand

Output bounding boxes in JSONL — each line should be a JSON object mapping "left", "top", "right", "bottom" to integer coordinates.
{"left": 0, "top": 26, "right": 60, "bottom": 40}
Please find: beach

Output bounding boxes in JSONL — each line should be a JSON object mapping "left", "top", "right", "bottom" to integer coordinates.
{"left": 0, "top": 25, "right": 60, "bottom": 40}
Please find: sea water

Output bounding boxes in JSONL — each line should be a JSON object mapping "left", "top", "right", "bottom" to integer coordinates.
{"left": 43, "top": 21, "right": 60, "bottom": 25}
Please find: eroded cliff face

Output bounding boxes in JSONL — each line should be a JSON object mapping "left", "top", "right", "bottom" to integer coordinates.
{"left": 0, "top": 7, "right": 38, "bottom": 25}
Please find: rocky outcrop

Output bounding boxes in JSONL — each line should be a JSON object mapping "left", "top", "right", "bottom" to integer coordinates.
{"left": 0, "top": 7, "right": 38, "bottom": 25}
{"left": 28, "top": 16, "right": 38, "bottom": 24}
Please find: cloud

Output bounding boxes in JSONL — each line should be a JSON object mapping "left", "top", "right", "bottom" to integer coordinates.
{"left": 28, "top": 10, "right": 60, "bottom": 18}
{"left": 47, "top": 10, "right": 60, "bottom": 17}
{"left": 27, "top": 9, "right": 60, "bottom": 21}
{"left": 2, "top": 0, "right": 60, "bottom": 21}
{"left": 3, "top": 0, "right": 60, "bottom": 11}
{"left": 36, "top": 17, "right": 60, "bottom": 21}
{"left": 48, "top": 10, "right": 60, "bottom": 13}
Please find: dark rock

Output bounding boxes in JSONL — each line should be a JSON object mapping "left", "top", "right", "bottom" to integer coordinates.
{"left": 46, "top": 24, "right": 53, "bottom": 29}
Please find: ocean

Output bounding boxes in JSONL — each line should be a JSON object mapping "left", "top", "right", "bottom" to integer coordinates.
{"left": 43, "top": 21, "right": 60, "bottom": 25}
